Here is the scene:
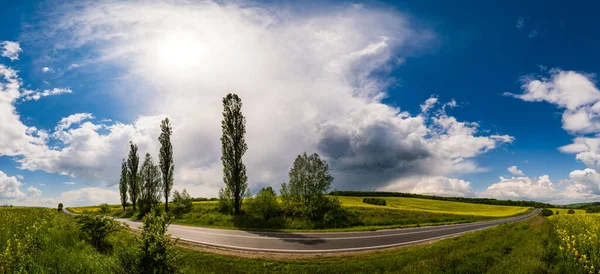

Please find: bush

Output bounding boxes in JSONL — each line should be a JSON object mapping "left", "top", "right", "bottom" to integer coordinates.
{"left": 58, "top": 203, "right": 64, "bottom": 212}
{"left": 171, "top": 189, "right": 193, "bottom": 216}
{"left": 99, "top": 203, "right": 111, "bottom": 214}
{"left": 540, "top": 208, "right": 554, "bottom": 217}
{"left": 218, "top": 188, "right": 233, "bottom": 214}
{"left": 247, "top": 187, "right": 280, "bottom": 220}
{"left": 119, "top": 210, "right": 178, "bottom": 274}
{"left": 76, "top": 214, "right": 120, "bottom": 252}
{"left": 567, "top": 209, "right": 575, "bottom": 214}
{"left": 363, "top": 198, "right": 387, "bottom": 206}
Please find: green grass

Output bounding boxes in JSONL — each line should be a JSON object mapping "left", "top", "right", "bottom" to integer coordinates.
{"left": 0, "top": 207, "right": 121, "bottom": 273}
{"left": 335, "top": 196, "right": 530, "bottom": 217}
{"left": 1, "top": 207, "right": 584, "bottom": 273}
{"left": 172, "top": 216, "right": 574, "bottom": 274}
{"left": 69, "top": 196, "right": 531, "bottom": 232}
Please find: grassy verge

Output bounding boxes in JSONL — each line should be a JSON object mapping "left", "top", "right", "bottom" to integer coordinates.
{"left": 2, "top": 207, "right": 583, "bottom": 273}
{"left": 69, "top": 196, "right": 532, "bottom": 232}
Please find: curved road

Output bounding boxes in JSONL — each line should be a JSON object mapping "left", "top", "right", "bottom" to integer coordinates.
{"left": 66, "top": 208, "right": 540, "bottom": 253}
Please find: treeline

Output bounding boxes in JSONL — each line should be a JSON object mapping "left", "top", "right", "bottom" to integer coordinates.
{"left": 569, "top": 202, "right": 600, "bottom": 213}
{"left": 330, "top": 191, "right": 555, "bottom": 208}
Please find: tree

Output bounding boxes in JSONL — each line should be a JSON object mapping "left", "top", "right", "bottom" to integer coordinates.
{"left": 58, "top": 203, "right": 63, "bottom": 212}
{"left": 280, "top": 152, "right": 334, "bottom": 220}
{"left": 171, "top": 189, "right": 193, "bottom": 217}
{"left": 158, "top": 117, "right": 174, "bottom": 213}
{"left": 567, "top": 209, "right": 576, "bottom": 214}
{"left": 119, "top": 159, "right": 128, "bottom": 211}
{"left": 220, "top": 93, "right": 248, "bottom": 214}
{"left": 540, "top": 208, "right": 554, "bottom": 217}
{"left": 127, "top": 141, "right": 141, "bottom": 210}
{"left": 138, "top": 153, "right": 163, "bottom": 216}
{"left": 247, "top": 187, "right": 280, "bottom": 220}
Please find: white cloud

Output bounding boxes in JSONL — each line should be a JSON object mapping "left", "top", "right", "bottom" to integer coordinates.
{"left": 23, "top": 187, "right": 120, "bottom": 207}
{"left": 507, "top": 165, "right": 525, "bottom": 176}
{"left": 0, "top": 1, "right": 513, "bottom": 200}
{"left": 1, "top": 41, "right": 22, "bottom": 61}
{"left": 21, "top": 88, "right": 72, "bottom": 101}
{"left": 64, "top": 181, "right": 76, "bottom": 185}
{"left": 42, "top": 67, "right": 52, "bottom": 73}
{"left": 55, "top": 113, "right": 94, "bottom": 131}
{"left": 0, "top": 170, "right": 42, "bottom": 201}
{"left": 479, "top": 175, "right": 558, "bottom": 201}
{"left": 420, "top": 96, "right": 438, "bottom": 113}
{"left": 381, "top": 175, "right": 473, "bottom": 197}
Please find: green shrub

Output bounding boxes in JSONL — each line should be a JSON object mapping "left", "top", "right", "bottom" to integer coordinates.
{"left": 99, "top": 203, "right": 111, "bottom": 214}
{"left": 540, "top": 208, "right": 553, "bottom": 217}
{"left": 171, "top": 189, "right": 193, "bottom": 216}
{"left": 363, "top": 198, "right": 387, "bottom": 206}
{"left": 76, "top": 214, "right": 120, "bottom": 252}
{"left": 118, "top": 210, "right": 178, "bottom": 274}
{"left": 58, "top": 203, "right": 64, "bottom": 212}
{"left": 246, "top": 187, "right": 280, "bottom": 220}
{"left": 567, "top": 209, "right": 575, "bottom": 214}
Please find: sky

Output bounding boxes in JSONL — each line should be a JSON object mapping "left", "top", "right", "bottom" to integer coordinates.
{"left": 1, "top": 0, "right": 600, "bottom": 207}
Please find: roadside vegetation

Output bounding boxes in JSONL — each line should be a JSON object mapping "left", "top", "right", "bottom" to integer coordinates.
{"left": 3, "top": 206, "right": 588, "bottom": 274}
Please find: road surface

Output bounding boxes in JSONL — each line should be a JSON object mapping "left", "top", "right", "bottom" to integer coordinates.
{"left": 64, "top": 208, "right": 540, "bottom": 253}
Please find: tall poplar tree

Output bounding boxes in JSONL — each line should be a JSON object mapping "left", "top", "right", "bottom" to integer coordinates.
{"left": 159, "top": 117, "right": 174, "bottom": 212}
{"left": 138, "top": 153, "right": 162, "bottom": 216}
{"left": 127, "top": 141, "right": 140, "bottom": 210}
{"left": 119, "top": 159, "right": 128, "bottom": 211}
{"left": 220, "top": 93, "right": 248, "bottom": 214}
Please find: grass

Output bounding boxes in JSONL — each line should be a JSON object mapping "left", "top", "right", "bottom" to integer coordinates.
{"left": 69, "top": 196, "right": 531, "bottom": 232}
{"left": 0, "top": 207, "right": 121, "bottom": 273}
{"left": 1, "top": 207, "right": 585, "bottom": 273}
{"left": 334, "top": 196, "right": 530, "bottom": 217}
{"left": 174, "top": 216, "right": 572, "bottom": 274}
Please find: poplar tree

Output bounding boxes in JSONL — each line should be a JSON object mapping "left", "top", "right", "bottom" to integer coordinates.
{"left": 127, "top": 141, "right": 140, "bottom": 210}
{"left": 220, "top": 93, "right": 248, "bottom": 214}
{"left": 159, "top": 117, "right": 174, "bottom": 212}
{"left": 119, "top": 159, "right": 128, "bottom": 211}
{"left": 138, "top": 153, "right": 162, "bottom": 216}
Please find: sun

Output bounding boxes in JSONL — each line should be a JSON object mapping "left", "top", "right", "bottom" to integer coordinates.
{"left": 154, "top": 30, "right": 210, "bottom": 72}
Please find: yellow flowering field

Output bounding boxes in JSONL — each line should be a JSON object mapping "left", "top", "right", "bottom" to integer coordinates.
{"left": 550, "top": 214, "right": 600, "bottom": 273}
{"left": 0, "top": 207, "right": 52, "bottom": 273}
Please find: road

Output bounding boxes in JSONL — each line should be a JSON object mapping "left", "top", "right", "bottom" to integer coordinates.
{"left": 65, "top": 208, "right": 540, "bottom": 253}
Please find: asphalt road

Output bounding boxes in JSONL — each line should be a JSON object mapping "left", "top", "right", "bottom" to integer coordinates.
{"left": 65, "top": 208, "right": 540, "bottom": 253}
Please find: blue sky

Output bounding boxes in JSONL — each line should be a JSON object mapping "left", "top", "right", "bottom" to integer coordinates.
{"left": 1, "top": 0, "right": 600, "bottom": 206}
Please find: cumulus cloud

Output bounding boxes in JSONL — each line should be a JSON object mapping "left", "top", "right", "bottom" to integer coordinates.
{"left": 0, "top": 1, "right": 514, "bottom": 199}
{"left": 1, "top": 41, "right": 22, "bottom": 61}
{"left": 381, "top": 175, "right": 473, "bottom": 197}
{"left": 23, "top": 187, "right": 120, "bottom": 207}
{"left": 0, "top": 170, "right": 41, "bottom": 201}
{"left": 479, "top": 175, "right": 558, "bottom": 201}
{"left": 42, "top": 67, "right": 52, "bottom": 73}
{"left": 508, "top": 69, "right": 600, "bottom": 180}
{"left": 507, "top": 165, "right": 525, "bottom": 176}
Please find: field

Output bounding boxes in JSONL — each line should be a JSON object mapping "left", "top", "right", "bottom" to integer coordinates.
{"left": 334, "top": 196, "right": 530, "bottom": 217}
{"left": 549, "top": 208, "right": 586, "bottom": 215}
{"left": 2, "top": 206, "right": 584, "bottom": 274}
{"left": 69, "top": 196, "right": 531, "bottom": 231}
{"left": 550, "top": 214, "right": 600, "bottom": 272}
